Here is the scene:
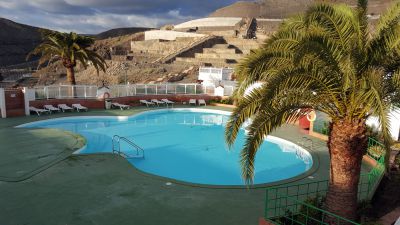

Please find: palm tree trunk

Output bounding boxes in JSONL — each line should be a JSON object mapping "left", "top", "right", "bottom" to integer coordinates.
{"left": 66, "top": 66, "right": 76, "bottom": 85}
{"left": 325, "top": 119, "right": 367, "bottom": 223}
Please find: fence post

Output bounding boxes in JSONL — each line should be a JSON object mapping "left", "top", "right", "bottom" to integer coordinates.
{"left": 84, "top": 86, "right": 87, "bottom": 99}
{"left": 166, "top": 84, "right": 168, "bottom": 94}
{"left": 58, "top": 86, "right": 61, "bottom": 99}
{"left": 23, "top": 87, "right": 35, "bottom": 116}
{"left": 134, "top": 85, "right": 137, "bottom": 96}
{"left": 46, "top": 87, "right": 49, "bottom": 99}
{"left": 0, "top": 88, "right": 6, "bottom": 118}
{"left": 195, "top": 85, "right": 197, "bottom": 94}
{"left": 156, "top": 85, "right": 158, "bottom": 95}
{"left": 184, "top": 84, "right": 187, "bottom": 95}
{"left": 145, "top": 85, "right": 147, "bottom": 95}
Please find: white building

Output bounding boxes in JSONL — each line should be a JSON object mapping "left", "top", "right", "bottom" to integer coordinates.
{"left": 198, "top": 67, "right": 235, "bottom": 86}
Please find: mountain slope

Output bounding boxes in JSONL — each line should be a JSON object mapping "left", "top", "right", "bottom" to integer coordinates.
{"left": 96, "top": 27, "right": 152, "bottom": 40}
{"left": 209, "top": 0, "right": 393, "bottom": 18}
{"left": 0, "top": 18, "right": 43, "bottom": 67}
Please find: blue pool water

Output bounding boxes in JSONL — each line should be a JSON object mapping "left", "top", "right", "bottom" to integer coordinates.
{"left": 19, "top": 109, "right": 312, "bottom": 185}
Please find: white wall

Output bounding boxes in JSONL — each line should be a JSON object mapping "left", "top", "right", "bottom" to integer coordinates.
{"left": 144, "top": 30, "right": 205, "bottom": 41}
{"left": 0, "top": 88, "right": 6, "bottom": 118}
{"left": 366, "top": 106, "right": 400, "bottom": 141}
{"left": 198, "top": 67, "right": 234, "bottom": 86}
{"left": 23, "top": 88, "right": 35, "bottom": 116}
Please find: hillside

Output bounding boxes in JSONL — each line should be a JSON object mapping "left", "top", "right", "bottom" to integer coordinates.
{"left": 0, "top": 17, "right": 152, "bottom": 67}
{"left": 96, "top": 27, "right": 153, "bottom": 40}
{"left": 0, "top": 18, "right": 43, "bottom": 67}
{"left": 210, "top": 0, "right": 394, "bottom": 18}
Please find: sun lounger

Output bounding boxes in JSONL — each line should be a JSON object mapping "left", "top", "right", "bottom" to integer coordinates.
{"left": 29, "top": 106, "right": 50, "bottom": 116}
{"left": 44, "top": 104, "right": 61, "bottom": 113}
{"left": 140, "top": 100, "right": 155, "bottom": 107}
{"left": 161, "top": 99, "right": 174, "bottom": 107}
{"left": 112, "top": 102, "right": 130, "bottom": 110}
{"left": 198, "top": 99, "right": 207, "bottom": 106}
{"left": 72, "top": 104, "right": 88, "bottom": 112}
{"left": 57, "top": 104, "right": 73, "bottom": 112}
{"left": 151, "top": 99, "right": 166, "bottom": 107}
{"left": 189, "top": 99, "right": 197, "bottom": 106}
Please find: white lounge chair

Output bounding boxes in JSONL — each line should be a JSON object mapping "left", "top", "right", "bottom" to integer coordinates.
{"left": 151, "top": 99, "right": 166, "bottom": 107}
{"left": 198, "top": 99, "right": 207, "bottom": 106}
{"left": 189, "top": 99, "right": 197, "bottom": 106}
{"left": 44, "top": 104, "right": 61, "bottom": 113}
{"left": 72, "top": 104, "right": 88, "bottom": 112}
{"left": 140, "top": 100, "right": 155, "bottom": 107}
{"left": 58, "top": 104, "right": 73, "bottom": 112}
{"left": 161, "top": 99, "right": 174, "bottom": 107}
{"left": 29, "top": 107, "right": 50, "bottom": 116}
{"left": 112, "top": 102, "right": 130, "bottom": 110}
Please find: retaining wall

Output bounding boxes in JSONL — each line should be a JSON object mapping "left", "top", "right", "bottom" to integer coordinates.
{"left": 29, "top": 95, "right": 221, "bottom": 110}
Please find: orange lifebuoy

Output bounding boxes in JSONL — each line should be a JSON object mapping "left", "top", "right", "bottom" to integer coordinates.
{"left": 103, "top": 92, "right": 110, "bottom": 99}
{"left": 306, "top": 111, "right": 317, "bottom": 122}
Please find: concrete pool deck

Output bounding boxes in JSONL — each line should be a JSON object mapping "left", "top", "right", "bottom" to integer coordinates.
{"left": 0, "top": 106, "right": 371, "bottom": 225}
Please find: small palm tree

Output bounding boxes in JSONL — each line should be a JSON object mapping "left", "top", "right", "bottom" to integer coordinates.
{"left": 28, "top": 31, "right": 107, "bottom": 85}
{"left": 226, "top": 0, "right": 400, "bottom": 221}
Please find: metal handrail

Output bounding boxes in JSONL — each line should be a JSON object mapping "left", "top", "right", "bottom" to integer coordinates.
{"left": 112, "top": 135, "right": 144, "bottom": 158}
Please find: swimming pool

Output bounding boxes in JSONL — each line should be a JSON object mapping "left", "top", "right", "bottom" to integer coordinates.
{"left": 19, "top": 109, "right": 313, "bottom": 186}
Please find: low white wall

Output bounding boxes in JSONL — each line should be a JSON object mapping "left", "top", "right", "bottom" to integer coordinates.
{"left": 144, "top": 30, "right": 205, "bottom": 41}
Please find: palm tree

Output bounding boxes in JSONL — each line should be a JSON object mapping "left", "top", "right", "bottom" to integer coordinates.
{"left": 225, "top": 0, "right": 400, "bottom": 221}
{"left": 28, "top": 31, "right": 107, "bottom": 85}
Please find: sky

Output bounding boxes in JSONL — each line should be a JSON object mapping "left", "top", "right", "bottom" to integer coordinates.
{"left": 0, "top": 0, "right": 240, "bottom": 34}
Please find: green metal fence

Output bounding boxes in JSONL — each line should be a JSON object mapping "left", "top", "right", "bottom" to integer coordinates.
{"left": 264, "top": 138, "right": 386, "bottom": 225}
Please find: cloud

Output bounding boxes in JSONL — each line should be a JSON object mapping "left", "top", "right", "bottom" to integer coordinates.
{"left": 0, "top": 0, "right": 240, "bottom": 33}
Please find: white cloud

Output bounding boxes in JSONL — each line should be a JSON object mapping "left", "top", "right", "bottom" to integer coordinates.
{"left": 0, "top": 0, "right": 235, "bottom": 33}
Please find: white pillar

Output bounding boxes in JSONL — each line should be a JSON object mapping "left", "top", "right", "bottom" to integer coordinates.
{"left": 23, "top": 87, "right": 35, "bottom": 116}
{"left": 0, "top": 88, "right": 6, "bottom": 118}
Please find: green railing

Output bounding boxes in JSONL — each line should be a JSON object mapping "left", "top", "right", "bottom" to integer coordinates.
{"left": 265, "top": 138, "right": 386, "bottom": 225}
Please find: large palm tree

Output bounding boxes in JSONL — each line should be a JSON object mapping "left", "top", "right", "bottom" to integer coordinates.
{"left": 28, "top": 31, "right": 107, "bottom": 85}
{"left": 225, "top": 0, "right": 400, "bottom": 221}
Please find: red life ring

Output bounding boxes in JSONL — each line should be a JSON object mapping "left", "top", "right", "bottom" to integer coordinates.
{"left": 103, "top": 92, "right": 110, "bottom": 99}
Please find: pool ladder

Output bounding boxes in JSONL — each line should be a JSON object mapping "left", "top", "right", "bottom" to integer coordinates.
{"left": 112, "top": 135, "right": 145, "bottom": 159}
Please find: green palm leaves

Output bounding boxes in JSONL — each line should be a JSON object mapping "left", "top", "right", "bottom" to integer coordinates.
{"left": 226, "top": 0, "right": 400, "bottom": 184}
{"left": 28, "top": 31, "right": 107, "bottom": 84}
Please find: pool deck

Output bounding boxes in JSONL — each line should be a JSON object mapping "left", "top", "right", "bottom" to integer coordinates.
{"left": 0, "top": 106, "right": 370, "bottom": 225}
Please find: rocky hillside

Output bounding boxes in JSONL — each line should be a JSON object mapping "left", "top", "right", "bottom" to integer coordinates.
{"left": 0, "top": 17, "right": 151, "bottom": 67}
{"left": 210, "top": 0, "right": 393, "bottom": 18}
{"left": 96, "top": 27, "right": 152, "bottom": 40}
{"left": 0, "top": 18, "right": 43, "bottom": 67}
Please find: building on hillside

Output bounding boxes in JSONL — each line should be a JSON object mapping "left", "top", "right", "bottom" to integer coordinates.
{"left": 198, "top": 67, "right": 235, "bottom": 86}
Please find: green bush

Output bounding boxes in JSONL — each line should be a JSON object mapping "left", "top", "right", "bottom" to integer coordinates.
{"left": 210, "top": 97, "right": 234, "bottom": 105}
